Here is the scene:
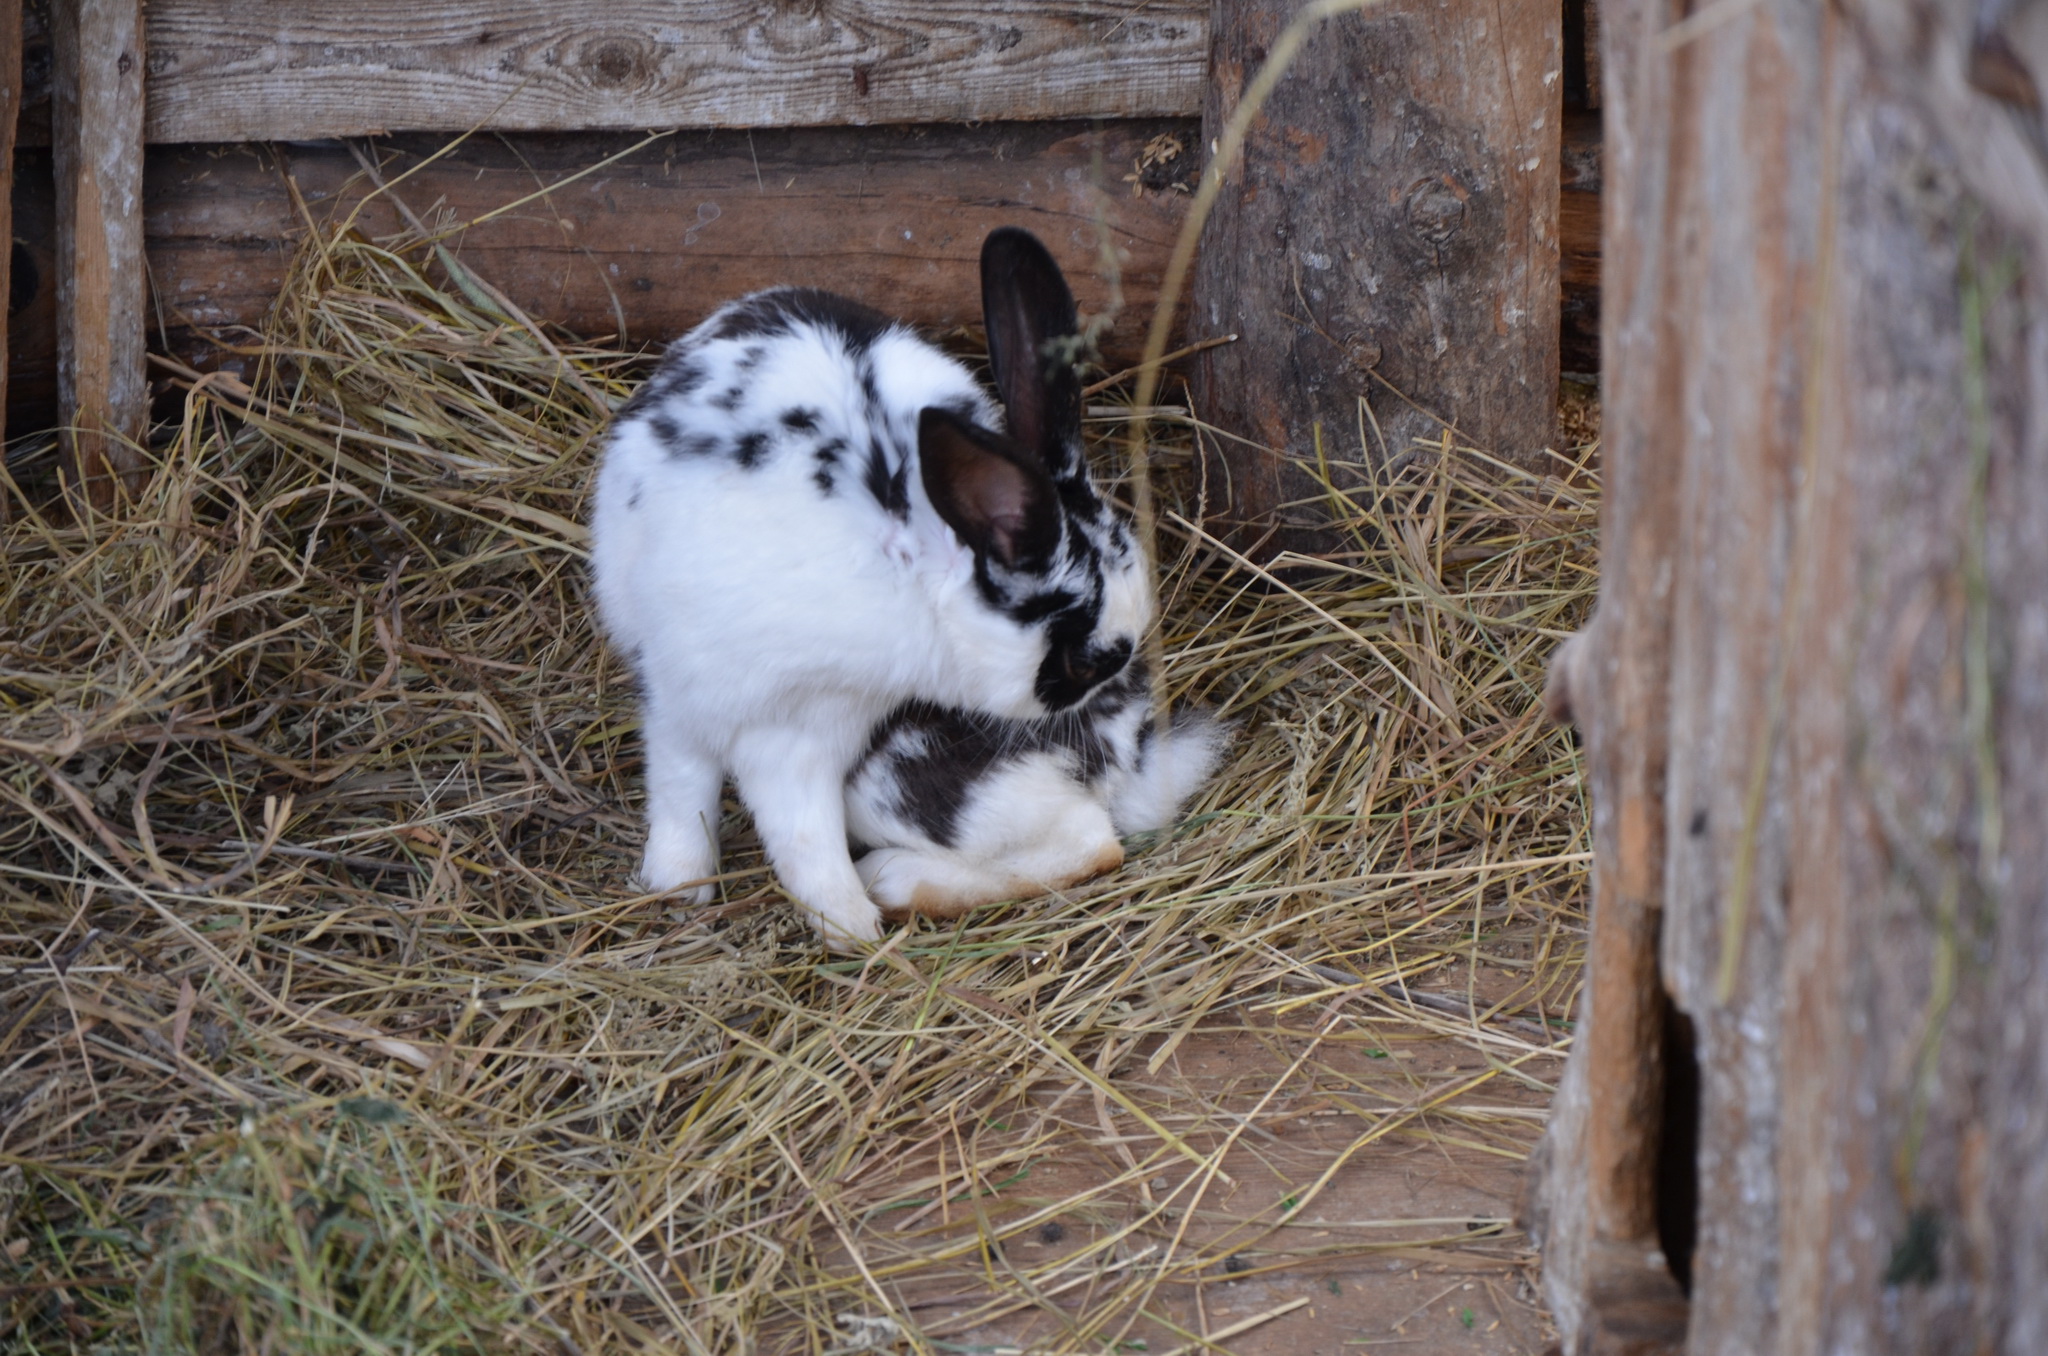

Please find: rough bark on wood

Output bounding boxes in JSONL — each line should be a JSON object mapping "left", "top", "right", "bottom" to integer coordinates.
{"left": 51, "top": 0, "right": 148, "bottom": 503}
{"left": 1188, "top": 0, "right": 1561, "bottom": 559}
{"left": 1531, "top": 0, "right": 2048, "bottom": 1350}
{"left": 6, "top": 123, "right": 1195, "bottom": 434}
{"left": 118, "top": 1, "right": 1206, "bottom": 139}
{"left": 0, "top": 0, "right": 21, "bottom": 517}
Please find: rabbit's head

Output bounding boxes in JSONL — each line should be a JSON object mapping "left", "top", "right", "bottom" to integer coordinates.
{"left": 914, "top": 228, "right": 1153, "bottom": 718}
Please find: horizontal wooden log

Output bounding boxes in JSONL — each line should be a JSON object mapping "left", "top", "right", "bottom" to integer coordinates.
{"left": 6, "top": 122, "right": 1197, "bottom": 433}
{"left": 13, "top": 1, "right": 1206, "bottom": 143}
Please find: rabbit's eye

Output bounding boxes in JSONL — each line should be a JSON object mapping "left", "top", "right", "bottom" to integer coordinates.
{"left": 1062, "top": 651, "right": 1098, "bottom": 686}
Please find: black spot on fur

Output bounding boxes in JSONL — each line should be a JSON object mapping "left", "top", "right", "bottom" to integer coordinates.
{"left": 627, "top": 483, "right": 642, "bottom": 510}
{"left": 618, "top": 354, "right": 706, "bottom": 419}
{"left": 781, "top": 407, "right": 821, "bottom": 433}
{"left": 813, "top": 438, "right": 845, "bottom": 494}
{"left": 674, "top": 433, "right": 722, "bottom": 459}
{"left": 862, "top": 441, "right": 909, "bottom": 519}
{"left": 734, "top": 430, "right": 771, "bottom": 468}
{"left": 712, "top": 386, "right": 746, "bottom": 413}
{"left": 709, "top": 287, "right": 895, "bottom": 350}
{"left": 647, "top": 413, "right": 681, "bottom": 446}
{"left": 736, "top": 344, "right": 768, "bottom": 372}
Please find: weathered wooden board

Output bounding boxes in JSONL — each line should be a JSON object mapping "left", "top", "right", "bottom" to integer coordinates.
{"left": 1188, "top": 0, "right": 1561, "bottom": 558}
{"left": 6, "top": 122, "right": 1196, "bottom": 433}
{"left": 14, "top": 1, "right": 1206, "bottom": 142}
{"left": 1531, "top": 0, "right": 2048, "bottom": 1351}
{"left": 52, "top": 0, "right": 149, "bottom": 501}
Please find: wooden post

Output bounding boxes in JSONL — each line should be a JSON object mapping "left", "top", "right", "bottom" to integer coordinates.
{"left": 1188, "top": 0, "right": 1561, "bottom": 559}
{"left": 51, "top": 0, "right": 148, "bottom": 507}
{"left": 1530, "top": 0, "right": 2048, "bottom": 1349}
{"left": 0, "top": 0, "right": 20, "bottom": 518}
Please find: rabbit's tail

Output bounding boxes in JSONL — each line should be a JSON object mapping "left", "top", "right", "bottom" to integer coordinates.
{"left": 1108, "top": 708, "right": 1230, "bottom": 836}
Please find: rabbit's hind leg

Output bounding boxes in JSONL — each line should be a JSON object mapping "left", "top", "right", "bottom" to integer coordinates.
{"left": 730, "top": 721, "right": 885, "bottom": 949}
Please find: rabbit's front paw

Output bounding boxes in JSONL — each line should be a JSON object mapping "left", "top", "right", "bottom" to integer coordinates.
{"left": 638, "top": 828, "right": 719, "bottom": 904}
{"left": 807, "top": 893, "right": 885, "bottom": 952}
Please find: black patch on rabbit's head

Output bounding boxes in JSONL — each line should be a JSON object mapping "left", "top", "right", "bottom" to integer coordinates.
{"left": 923, "top": 226, "right": 1153, "bottom": 716}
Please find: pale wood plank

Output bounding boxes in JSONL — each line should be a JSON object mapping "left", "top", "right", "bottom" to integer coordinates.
{"left": 136, "top": 1, "right": 1207, "bottom": 142}
{"left": 53, "top": 0, "right": 149, "bottom": 505}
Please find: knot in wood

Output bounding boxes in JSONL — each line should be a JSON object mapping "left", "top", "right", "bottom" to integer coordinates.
{"left": 1404, "top": 179, "right": 1468, "bottom": 245}
{"left": 581, "top": 37, "right": 653, "bottom": 89}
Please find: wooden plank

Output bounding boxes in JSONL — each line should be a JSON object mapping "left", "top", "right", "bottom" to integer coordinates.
{"left": 126, "top": 1, "right": 1206, "bottom": 141}
{"left": 6, "top": 122, "right": 1196, "bottom": 431}
{"left": 1187, "top": 0, "right": 1562, "bottom": 559}
{"left": 52, "top": 0, "right": 149, "bottom": 504}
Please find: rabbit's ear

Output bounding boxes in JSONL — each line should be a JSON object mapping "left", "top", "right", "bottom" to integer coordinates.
{"left": 981, "top": 228, "right": 1083, "bottom": 479}
{"left": 919, "top": 408, "right": 1061, "bottom": 569}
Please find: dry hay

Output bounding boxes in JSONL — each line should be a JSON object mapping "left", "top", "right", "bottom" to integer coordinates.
{"left": 0, "top": 219, "right": 1597, "bottom": 1353}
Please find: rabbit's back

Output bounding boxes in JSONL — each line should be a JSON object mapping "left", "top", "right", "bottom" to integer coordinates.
{"left": 590, "top": 289, "right": 1006, "bottom": 731}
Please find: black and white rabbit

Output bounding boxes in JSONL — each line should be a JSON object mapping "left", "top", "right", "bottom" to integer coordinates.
{"left": 591, "top": 227, "right": 1221, "bottom": 947}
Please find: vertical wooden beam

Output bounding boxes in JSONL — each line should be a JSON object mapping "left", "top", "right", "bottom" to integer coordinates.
{"left": 1189, "top": 0, "right": 1561, "bottom": 559}
{"left": 51, "top": 0, "right": 148, "bottom": 507}
{"left": 0, "top": 0, "right": 20, "bottom": 519}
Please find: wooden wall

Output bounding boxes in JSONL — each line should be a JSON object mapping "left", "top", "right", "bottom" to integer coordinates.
{"left": 5, "top": 0, "right": 1604, "bottom": 451}
{"left": 1526, "top": 0, "right": 2048, "bottom": 1350}
{"left": 6, "top": 122, "right": 1197, "bottom": 428}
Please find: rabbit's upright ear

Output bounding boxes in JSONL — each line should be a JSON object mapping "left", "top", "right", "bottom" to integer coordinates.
{"left": 919, "top": 408, "right": 1061, "bottom": 569}
{"left": 981, "top": 228, "right": 1084, "bottom": 480}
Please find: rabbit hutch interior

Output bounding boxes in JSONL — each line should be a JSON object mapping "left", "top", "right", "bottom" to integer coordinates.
{"left": 0, "top": 2, "right": 1618, "bottom": 1353}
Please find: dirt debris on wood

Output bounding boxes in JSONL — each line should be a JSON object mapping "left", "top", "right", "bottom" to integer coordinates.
{"left": 0, "top": 204, "right": 1596, "bottom": 1352}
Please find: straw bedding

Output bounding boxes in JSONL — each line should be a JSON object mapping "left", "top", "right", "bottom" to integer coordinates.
{"left": 0, "top": 220, "right": 1596, "bottom": 1353}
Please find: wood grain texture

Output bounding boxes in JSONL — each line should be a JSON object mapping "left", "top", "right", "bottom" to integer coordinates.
{"left": 52, "top": 0, "right": 150, "bottom": 502}
{"left": 1533, "top": 0, "right": 2048, "bottom": 1350}
{"left": 129, "top": 1, "right": 1206, "bottom": 140}
{"left": 6, "top": 123, "right": 1195, "bottom": 431}
{"left": 1188, "top": 0, "right": 1561, "bottom": 558}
